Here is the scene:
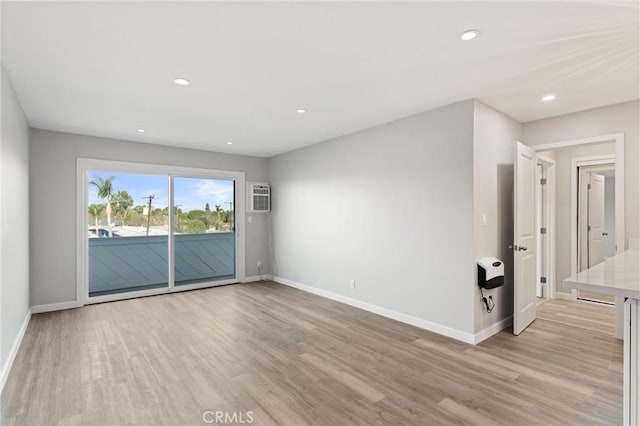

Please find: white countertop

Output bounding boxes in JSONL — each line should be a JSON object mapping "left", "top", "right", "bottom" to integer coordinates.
{"left": 564, "top": 250, "right": 640, "bottom": 299}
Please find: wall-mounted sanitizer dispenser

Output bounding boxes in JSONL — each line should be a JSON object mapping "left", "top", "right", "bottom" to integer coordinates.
{"left": 477, "top": 257, "right": 504, "bottom": 289}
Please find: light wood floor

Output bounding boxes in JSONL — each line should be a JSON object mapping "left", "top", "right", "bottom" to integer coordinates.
{"left": 1, "top": 282, "right": 622, "bottom": 425}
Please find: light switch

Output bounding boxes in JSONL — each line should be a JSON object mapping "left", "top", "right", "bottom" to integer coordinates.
{"left": 248, "top": 215, "right": 253, "bottom": 224}
{"left": 482, "top": 213, "right": 487, "bottom": 226}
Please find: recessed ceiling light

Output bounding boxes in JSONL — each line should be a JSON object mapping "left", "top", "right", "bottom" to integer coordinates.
{"left": 173, "top": 78, "right": 190, "bottom": 86}
{"left": 542, "top": 94, "right": 556, "bottom": 102}
{"left": 136, "top": 128, "right": 145, "bottom": 133}
{"left": 296, "top": 109, "right": 307, "bottom": 114}
{"left": 460, "top": 30, "right": 479, "bottom": 41}
{"left": 226, "top": 142, "right": 233, "bottom": 145}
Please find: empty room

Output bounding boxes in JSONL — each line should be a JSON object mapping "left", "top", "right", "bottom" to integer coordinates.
{"left": 1, "top": 1, "right": 639, "bottom": 425}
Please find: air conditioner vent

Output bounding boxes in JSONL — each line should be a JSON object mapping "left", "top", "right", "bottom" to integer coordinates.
{"left": 248, "top": 183, "right": 270, "bottom": 213}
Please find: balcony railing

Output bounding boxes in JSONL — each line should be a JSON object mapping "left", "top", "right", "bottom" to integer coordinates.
{"left": 89, "top": 232, "right": 235, "bottom": 296}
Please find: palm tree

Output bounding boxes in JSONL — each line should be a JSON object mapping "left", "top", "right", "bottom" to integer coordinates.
{"left": 214, "top": 204, "right": 223, "bottom": 230}
{"left": 88, "top": 204, "right": 106, "bottom": 236}
{"left": 90, "top": 176, "right": 115, "bottom": 237}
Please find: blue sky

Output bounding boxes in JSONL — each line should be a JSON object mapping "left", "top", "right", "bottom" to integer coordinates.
{"left": 88, "top": 171, "right": 234, "bottom": 211}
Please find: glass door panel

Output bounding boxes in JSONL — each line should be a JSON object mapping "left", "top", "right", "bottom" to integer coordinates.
{"left": 173, "top": 177, "right": 236, "bottom": 286}
{"left": 88, "top": 171, "right": 169, "bottom": 297}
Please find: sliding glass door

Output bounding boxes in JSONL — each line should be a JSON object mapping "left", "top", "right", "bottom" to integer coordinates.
{"left": 173, "top": 177, "right": 235, "bottom": 286}
{"left": 87, "top": 171, "right": 170, "bottom": 297}
{"left": 82, "top": 160, "right": 243, "bottom": 303}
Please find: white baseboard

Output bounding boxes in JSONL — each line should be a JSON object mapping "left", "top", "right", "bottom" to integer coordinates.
{"left": 31, "top": 300, "right": 81, "bottom": 314}
{"left": 474, "top": 316, "right": 513, "bottom": 344}
{"left": 31, "top": 278, "right": 277, "bottom": 312}
{"left": 273, "top": 276, "right": 478, "bottom": 345}
{"left": 241, "top": 275, "right": 273, "bottom": 283}
{"left": 0, "top": 309, "right": 31, "bottom": 393}
{"left": 554, "top": 291, "right": 576, "bottom": 301}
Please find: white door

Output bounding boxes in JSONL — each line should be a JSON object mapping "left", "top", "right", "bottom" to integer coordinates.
{"left": 588, "top": 173, "right": 606, "bottom": 267}
{"left": 514, "top": 141, "right": 537, "bottom": 335}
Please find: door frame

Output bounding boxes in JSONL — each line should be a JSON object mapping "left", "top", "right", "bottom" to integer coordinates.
{"left": 76, "top": 158, "right": 246, "bottom": 305}
{"left": 531, "top": 133, "right": 625, "bottom": 294}
{"left": 569, "top": 155, "right": 616, "bottom": 300}
{"left": 536, "top": 155, "right": 556, "bottom": 299}
{"left": 577, "top": 162, "right": 615, "bottom": 274}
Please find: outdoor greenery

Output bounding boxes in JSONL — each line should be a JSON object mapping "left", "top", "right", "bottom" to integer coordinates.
{"left": 89, "top": 181, "right": 233, "bottom": 235}
{"left": 88, "top": 203, "right": 105, "bottom": 235}
{"left": 175, "top": 205, "right": 233, "bottom": 233}
{"left": 89, "top": 176, "right": 115, "bottom": 237}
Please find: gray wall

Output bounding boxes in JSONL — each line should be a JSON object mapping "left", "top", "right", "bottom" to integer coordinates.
{"left": 1, "top": 68, "right": 30, "bottom": 378}
{"left": 523, "top": 100, "right": 640, "bottom": 247}
{"left": 472, "top": 101, "right": 521, "bottom": 333}
{"left": 540, "top": 142, "right": 616, "bottom": 294}
{"left": 30, "top": 130, "right": 269, "bottom": 306}
{"left": 269, "top": 100, "right": 477, "bottom": 336}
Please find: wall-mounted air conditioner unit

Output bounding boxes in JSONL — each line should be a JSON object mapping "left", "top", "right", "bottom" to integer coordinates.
{"left": 247, "top": 182, "right": 270, "bottom": 213}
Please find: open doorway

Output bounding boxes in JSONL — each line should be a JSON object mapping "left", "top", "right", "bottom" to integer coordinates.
{"left": 577, "top": 164, "right": 616, "bottom": 304}
{"left": 534, "top": 143, "right": 621, "bottom": 303}
{"left": 514, "top": 134, "right": 625, "bottom": 337}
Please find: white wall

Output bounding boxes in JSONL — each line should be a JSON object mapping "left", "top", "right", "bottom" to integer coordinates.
{"left": 29, "top": 130, "right": 269, "bottom": 307}
{"left": 473, "top": 101, "right": 521, "bottom": 334}
{"left": 539, "top": 142, "right": 615, "bottom": 294}
{"left": 269, "top": 100, "right": 477, "bottom": 340}
{"left": 605, "top": 176, "right": 616, "bottom": 258}
{"left": 523, "top": 100, "right": 640, "bottom": 247}
{"left": 0, "top": 68, "right": 30, "bottom": 388}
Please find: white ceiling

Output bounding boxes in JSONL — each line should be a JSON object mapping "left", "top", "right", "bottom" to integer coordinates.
{"left": 3, "top": 1, "right": 638, "bottom": 157}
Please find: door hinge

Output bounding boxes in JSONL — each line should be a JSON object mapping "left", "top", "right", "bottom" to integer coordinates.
{"left": 588, "top": 225, "right": 592, "bottom": 231}
{"left": 588, "top": 183, "right": 592, "bottom": 189}
{"left": 540, "top": 276, "right": 547, "bottom": 284}
{"left": 540, "top": 227, "right": 547, "bottom": 234}
{"left": 540, "top": 178, "right": 547, "bottom": 185}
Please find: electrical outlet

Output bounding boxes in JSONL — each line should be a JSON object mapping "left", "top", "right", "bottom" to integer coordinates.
{"left": 350, "top": 279, "right": 356, "bottom": 290}
{"left": 257, "top": 261, "right": 262, "bottom": 269}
